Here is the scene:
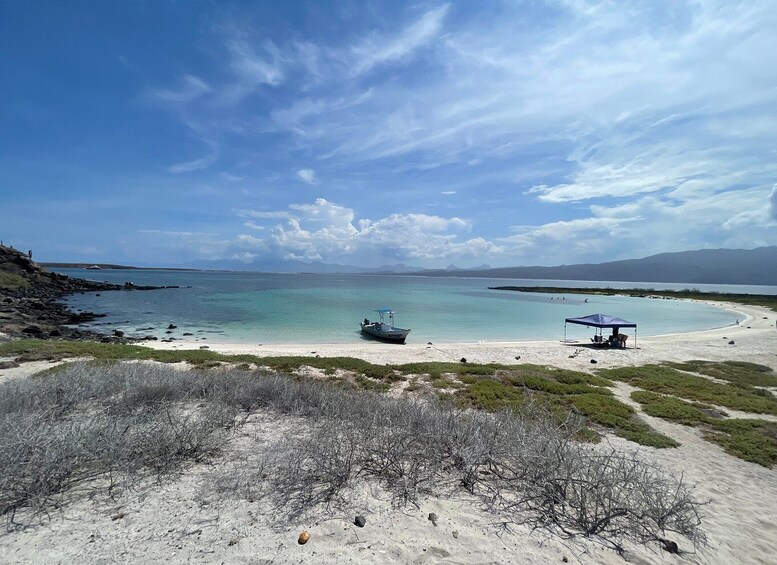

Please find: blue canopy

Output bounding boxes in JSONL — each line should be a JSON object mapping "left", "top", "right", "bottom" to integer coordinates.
{"left": 565, "top": 314, "right": 637, "bottom": 328}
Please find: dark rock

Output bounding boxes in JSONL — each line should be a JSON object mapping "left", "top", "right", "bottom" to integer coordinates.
{"left": 22, "top": 325, "right": 44, "bottom": 336}
{"left": 660, "top": 538, "right": 679, "bottom": 554}
{"left": 100, "top": 337, "right": 112, "bottom": 343}
{"left": 590, "top": 359, "right": 598, "bottom": 364}
{"left": 0, "top": 360, "right": 20, "bottom": 370}
{"left": 199, "top": 345, "right": 209, "bottom": 349}
{"left": 49, "top": 329, "right": 62, "bottom": 337}
{"left": 460, "top": 358, "right": 467, "bottom": 363}
{"left": 515, "top": 356, "right": 521, "bottom": 360}
{"left": 165, "top": 330, "right": 173, "bottom": 334}
{"left": 113, "top": 330, "right": 124, "bottom": 337}
{"left": 428, "top": 512, "right": 438, "bottom": 526}
{"left": 354, "top": 515, "right": 366, "bottom": 528}
{"left": 427, "top": 342, "right": 433, "bottom": 345}
{"left": 728, "top": 340, "right": 735, "bottom": 345}
{"left": 451, "top": 530, "right": 459, "bottom": 539}
{"left": 168, "top": 324, "right": 177, "bottom": 329}
{"left": 183, "top": 332, "right": 193, "bottom": 336}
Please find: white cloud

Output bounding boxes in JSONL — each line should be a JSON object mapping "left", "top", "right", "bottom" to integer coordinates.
{"left": 149, "top": 75, "right": 210, "bottom": 102}
{"left": 233, "top": 198, "right": 496, "bottom": 263}
{"left": 235, "top": 209, "right": 293, "bottom": 220}
{"left": 346, "top": 4, "right": 449, "bottom": 76}
{"left": 217, "top": 39, "right": 285, "bottom": 105}
{"left": 140, "top": 2, "right": 777, "bottom": 265}
{"left": 167, "top": 150, "right": 219, "bottom": 173}
{"left": 296, "top": 168, "right": 318, "bottom": 184}
{"left": 771, "top": 184, "right": 777, "bottom": 221}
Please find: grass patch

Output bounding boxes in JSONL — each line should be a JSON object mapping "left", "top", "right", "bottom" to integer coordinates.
{"left": 630, "top": 390, "right": 777, "bottom": 467}
{"left": 667, "top": 361, "right": 777, "bottom": 388}
{"left": 631, "top": 391, "right": 717, "bottom": 425}
{"left": 569, "top": 394, "right": 679, "bottom": 448}
{"left": 600, "top": 365, "right": 777, "bottom": 415}
{"left": 456, "top": 366, "right": 676, "bottom": 448}
{"left": 0, "top": 272, "right": 28, "bottom": 288}
{"left": 705, "top": 420, "right": 777, "bottom": 467}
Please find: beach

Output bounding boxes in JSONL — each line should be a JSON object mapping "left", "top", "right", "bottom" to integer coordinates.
{"left": 1, "top": 300, "right": 776, "bottom": 564}
{"left": 142, "top": 300, "right": 776, "bottom": 371}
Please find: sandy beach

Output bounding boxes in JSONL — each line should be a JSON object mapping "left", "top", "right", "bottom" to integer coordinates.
{"left": 1, "top": 300, "right": 776, "bottom": 565}
{"left": 142, "top": 300, "right": 776, "bottom": 372}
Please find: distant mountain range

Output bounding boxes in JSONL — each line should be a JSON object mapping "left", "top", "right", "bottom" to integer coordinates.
{"left": 43, "top": 246, "right": 777, "bottom": 285}
{"left": 408, "top": 247, "right": 777, "bottom": 285}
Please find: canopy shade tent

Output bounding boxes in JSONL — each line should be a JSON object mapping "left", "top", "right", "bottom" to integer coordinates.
{"left": 564, "top": 313, "right": 637, "bottom": 347}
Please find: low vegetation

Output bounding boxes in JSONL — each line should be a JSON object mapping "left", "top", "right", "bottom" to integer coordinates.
{"left": 3, "top": 340, "right": 776, "bottom": 467}
{"left": 0, "top": 272, "right": 28, "bottom": 289}
{"left": 454, "top": 367, "right": 678, "bottom": 448}
{"left": 0, "top": 361, "right": 704, "bottom": 554}
{"left": 600, "top": 365, "right": 777, "bottom": 415}
{"left": 631, "top": 391, "right": 777, "bottom": 467}
{"left": 667, "top": 360, "right": 777, "bottom": 388}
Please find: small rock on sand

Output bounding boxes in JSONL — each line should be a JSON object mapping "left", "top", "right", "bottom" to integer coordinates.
{"left": 428, "top": 512, "right": 438, "bottom": 526}
{"left": 354, "top": 515, "right": 366, "bottom": 527}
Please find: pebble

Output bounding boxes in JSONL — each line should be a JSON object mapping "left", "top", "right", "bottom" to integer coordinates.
{"left": 298, "top": 531, "right": 310, "bottom": 544}
{"left": 428, "top": 512, "right": 438, "bottom": 526}
{"left": 452, "top": 530, "right": 459, "bottom": 539}
{"left": 354, "top": 515, "right": 366, "bottom": 527}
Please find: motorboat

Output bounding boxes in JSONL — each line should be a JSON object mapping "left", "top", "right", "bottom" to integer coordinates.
{"left": 360, "top": 309, "right": 411, "bottom": 343}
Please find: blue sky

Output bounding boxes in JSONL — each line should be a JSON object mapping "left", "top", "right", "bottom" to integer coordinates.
{"left": 2, "top": 0, "right": 776, "bottom": 268}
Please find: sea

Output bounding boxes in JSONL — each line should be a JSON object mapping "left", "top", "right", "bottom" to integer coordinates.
{"left": 53, "top": 269, "right": 777, "bottom": 345}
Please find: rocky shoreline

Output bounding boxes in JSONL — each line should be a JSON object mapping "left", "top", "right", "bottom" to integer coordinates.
{"left": 0, "top": 245, "right": 177, "bottom": 342}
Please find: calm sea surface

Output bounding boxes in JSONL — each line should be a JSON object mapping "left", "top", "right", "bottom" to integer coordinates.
{"left": 54, "top": 269, "right": 777, "bottom": 344}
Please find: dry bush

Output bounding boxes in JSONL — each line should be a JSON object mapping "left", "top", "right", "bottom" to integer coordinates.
{"left": 1, "top": 361, "right": 704, "bottom": 554}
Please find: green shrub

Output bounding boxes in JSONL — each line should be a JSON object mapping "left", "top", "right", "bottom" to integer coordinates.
{"left": 600, "top": 365, "right": 777, "bottom": 415}
{"left": 668, "top": 361, "right": 777, "bottom": 387}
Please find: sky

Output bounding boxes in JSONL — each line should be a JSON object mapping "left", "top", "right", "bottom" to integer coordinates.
{"left": 1, "top": 0, "right": 776, "bottom": 269}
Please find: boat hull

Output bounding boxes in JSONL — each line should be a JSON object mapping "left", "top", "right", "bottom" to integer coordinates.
{"left": 360, "top": 323, "right": 410, "bottom": 344}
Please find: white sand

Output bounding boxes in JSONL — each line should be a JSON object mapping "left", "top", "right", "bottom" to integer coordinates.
{"left": 144, "top": 300, "right": 777, "bottom": 372}
{"left": 1, "top": 300, "right": 776, "bottom": 564}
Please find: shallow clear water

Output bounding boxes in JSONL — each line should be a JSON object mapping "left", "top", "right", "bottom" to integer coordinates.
{"left": 55, "top": 269, "right": 767, "bottom": 344}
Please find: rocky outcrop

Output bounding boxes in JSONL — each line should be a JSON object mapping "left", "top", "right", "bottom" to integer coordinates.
{"left": 0, "top": 245, "right": 176, "bottom": 340}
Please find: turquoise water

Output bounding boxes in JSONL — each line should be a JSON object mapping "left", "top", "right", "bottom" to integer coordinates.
{"left": 55, "top": 269, "right": 764, "bottom": 344}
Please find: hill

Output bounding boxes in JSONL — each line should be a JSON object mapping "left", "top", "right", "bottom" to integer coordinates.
{"left": 412, "top": 247, "right": 777, "bottom": 285}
